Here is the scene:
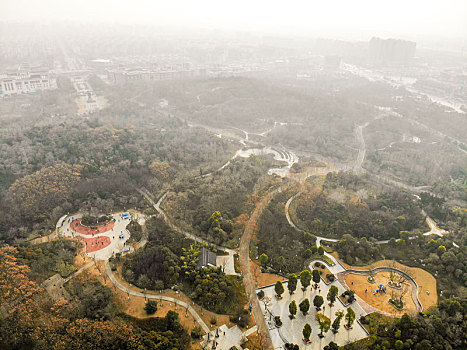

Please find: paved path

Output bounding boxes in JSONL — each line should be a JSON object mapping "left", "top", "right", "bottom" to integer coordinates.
{"left": 258, "top": 278, "right": 368, "bottom": 349}
{"left": 63, "top": 261, "right": 95, "bottom": 283}
{"left": 201, "top": 324, "right": 258, "bottom": 350}
{"left": 104, "top": 260, "right": 210, "bottom": 333}
{"left": 30, "top": 231, "right": 58, "bottom": 245}
{"left": 424, "top": 216, "right": 449, "bottom": 237}
{"left": 353, "top": 121, "right": 369, "bottom": 174}
{"left": 284, "top": 166, "right": 349, "bottom": 274}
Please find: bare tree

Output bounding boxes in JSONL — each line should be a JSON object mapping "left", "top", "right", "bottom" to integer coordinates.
{"left": 396, "top": 267, "right": 410, "bottom": 285}
{"left": 398, "top": 284, "right": 409, "bottom": 303}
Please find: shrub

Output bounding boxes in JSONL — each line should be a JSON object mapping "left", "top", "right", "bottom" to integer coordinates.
{"left": 144, "top": 300, "right": 158, "bottom": 315}
{"left": 341, "top": 290, "right": 356, "bottom": 303}
{"left": 230, "top": 308, "right": 250, "bottom": 328}
{"left": 191, "top": 326, "right": 203, "bottom": 339}
{"left": 257, "top": 290, "right": 265, "bottom": 299}
{"left": 285, "top": 343, "right": 299, "bottom": 350}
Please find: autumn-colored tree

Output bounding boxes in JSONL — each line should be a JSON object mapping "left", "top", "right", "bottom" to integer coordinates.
{"left": 0, "top": 245, "right": 152, "bottom": 350}
{"left": 315, "top": 313, "right": 331, "bottom": 337}
{"left": 4, "top": 164, "right": 82, "bottom": 219}
{"left": 0, "top": 245, "right": 41, "bottom": 308}
{"left": 150, "top": 160, "right": 171, "bottom": 181}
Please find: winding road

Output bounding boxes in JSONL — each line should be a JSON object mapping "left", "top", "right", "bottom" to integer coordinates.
{"left": 105, "top": 260, "right": 210, "bottom": 333}
{"left": 238, "top": 184, "right": 285, "bottom": 350}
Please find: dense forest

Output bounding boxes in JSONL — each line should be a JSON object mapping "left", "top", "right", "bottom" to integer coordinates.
{"left": 256, "top": 190, "right": 318, "bottom": 274}
{"left": 165, "top": 156, "right": 276, "bottom": 247}
{"left": 1, "top": 72, "right": 466, "bottom": 350}
{"left": 292, "top": 172, "right": 427, "bottom": 240}
{"left": 349, "top": 298, "right": 467, "bottom": 350}
{"left": 0, "top": 245, "right": 190, "bottom": 350}
{"left": 0, "top": 94, "right": 237, "bottom": 242}
{"left": 123, "top": 216, "right": 245, "bottom": 316}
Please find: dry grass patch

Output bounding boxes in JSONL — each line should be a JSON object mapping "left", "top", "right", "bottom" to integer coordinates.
{"left": 250, "top": 260, "right": 286, "bottom": 288}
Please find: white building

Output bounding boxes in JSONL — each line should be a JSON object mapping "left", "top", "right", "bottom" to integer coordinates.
{"left": 0, "top": 71, "right": 57, "bottom": 96}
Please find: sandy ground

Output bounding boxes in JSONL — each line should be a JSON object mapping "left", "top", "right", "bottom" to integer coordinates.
{"left": 331, "top": 253, "right": 437, "bottom": 310}
{"left": 250, "top": 260, "right": 286, "bottom": 288}
{"left": 83, "top": 262, "right": 203, "bottom": 332}
{"left": 345, "top": 271, "right": 417, "bottom": 316}
{"left": 242, "top": 331, "right": 261, "bottom": 350}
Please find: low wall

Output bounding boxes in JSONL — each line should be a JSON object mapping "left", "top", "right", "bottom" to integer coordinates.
{"left": 344, "top": 266, "right": 423, "bottom": 312}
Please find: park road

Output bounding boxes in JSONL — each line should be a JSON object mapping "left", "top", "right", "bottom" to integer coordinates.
{"left": 238, "top": 184, "right": 285, "bottom": 350}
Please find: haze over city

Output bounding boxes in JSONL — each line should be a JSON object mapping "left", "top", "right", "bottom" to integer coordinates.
{"left": 1, "top": 0, "right": 467, "bottom": 43}
{"left": 0, "top": 1, "right": 466, "bottom": 350}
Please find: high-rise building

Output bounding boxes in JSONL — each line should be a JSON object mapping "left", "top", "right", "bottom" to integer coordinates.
{"left": 369, "top": 37, "right": 416, "bottom": 67}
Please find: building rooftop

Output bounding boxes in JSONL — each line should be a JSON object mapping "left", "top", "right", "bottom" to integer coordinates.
{"left": 197, "top": 247, "right": 217, "bottom": 269}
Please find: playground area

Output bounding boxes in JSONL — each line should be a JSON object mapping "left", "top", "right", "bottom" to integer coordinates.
{"left": 344, "top": 271, "right": 418, "bottom": 316}
{"left": 59, "top": 212, "right": 133, "bottom": 259}
{"left": 336, "top": 259, "right": 438, "bottom": 314}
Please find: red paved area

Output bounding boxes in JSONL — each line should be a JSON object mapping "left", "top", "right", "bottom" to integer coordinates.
{"left": 70, "top": 218, "right": 114, "bottom": 235}
{"left": 82, "top": 236, "right": 111, "bottom": 253}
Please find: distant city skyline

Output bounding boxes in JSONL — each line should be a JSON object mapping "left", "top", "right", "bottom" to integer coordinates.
{"left": 1, "top": 0, "right": 466, "bottom": 45}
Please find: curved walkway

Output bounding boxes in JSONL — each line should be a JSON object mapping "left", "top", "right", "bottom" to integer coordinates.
{"left": 105, "top": 260, "right": 210, "bottom": 333}
{"left": 137, "top": 188, "right": 233, "bottom": 252}
{"left": 137, "top": 188, "right": 239, "bottom": 276}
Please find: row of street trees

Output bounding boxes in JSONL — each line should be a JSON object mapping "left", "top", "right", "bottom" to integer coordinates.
{"left": 301, "top": 307, "right": 355, "bottom": 341}
{"left": 271, "top": 269, "right": 356, "bottom": 343}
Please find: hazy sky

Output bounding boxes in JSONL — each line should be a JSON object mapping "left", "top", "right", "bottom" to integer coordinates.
{"left": 1, "top": 0, "right": 466, "bottom": 41}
